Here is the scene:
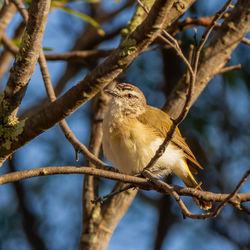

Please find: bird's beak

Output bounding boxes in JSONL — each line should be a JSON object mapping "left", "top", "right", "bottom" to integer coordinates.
{"left": 104, "top": 89, "right": 120, "bottom": 97}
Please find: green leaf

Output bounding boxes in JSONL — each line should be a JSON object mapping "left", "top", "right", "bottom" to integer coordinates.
{"left": 42, "top": 47, "right": 54, "bottom": 51}
{"left": 11, "top": 39, "right": 53, "bottom": 51}
{"left": 52, "top": 4, "right": 104, "bottom": 35}
{"left": 52, "top": 0, "right": 100, "bottom": 3}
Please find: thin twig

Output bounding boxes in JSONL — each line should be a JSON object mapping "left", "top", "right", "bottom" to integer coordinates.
{"left": 169, "top": 15, "right": 222, "bottom": 36}
{"left": 216, "top": 64, "right": 241, "bottom": 75}
{"left": 1, "top": 33, "right": 18, "bottom": 54}
{"left": 206, "top": 170, "right": 250, "bottom": 218}
{"left": 192, "top": 0, "right": 234, "bottom": 78}
{"left": 137, "top": 0, "right": 194, "bottom": 76}
{"left": 45, "top": 50, "right": 113, "bottom": 62}
{"left": 160, "top": 31, "right": 194, "bottom": 76}
{"left": 91, "top": 184, "right": 135, "bottom": 204}
{"left": 242, "top": 37, "right": 250, "bottom": 46}
{"left": 184, "top": 44, "right": 194, "bottom": 85}
{"left": 144, "top": 169, "right": 250, "bottom": 219}
{"left": 39, "top": 47, "right": 111, "bottom": 170}
{"left": 11, "top": 0, "right": 28, "bottom": 23}
{"left": 1, "top": 33, "right": 113, "bottom": 62}
{"left": 143, "top": 170, "right": 190, "bottom": 218}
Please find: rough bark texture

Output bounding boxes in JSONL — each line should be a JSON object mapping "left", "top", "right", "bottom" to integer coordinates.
{"left": 0, "top": 0, "right": 50, "bottom": 120}
{"left": 79, "top": 184, "right": 138, "bottom": 250}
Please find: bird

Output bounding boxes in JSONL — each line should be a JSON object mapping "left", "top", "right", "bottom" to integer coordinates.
{"left": 102, "top": 82, "right": 211, "bottom": 210}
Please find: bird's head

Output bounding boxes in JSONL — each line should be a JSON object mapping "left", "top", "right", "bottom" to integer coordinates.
{"left": 105, "top": 83, "right": 147, "bottom": 117}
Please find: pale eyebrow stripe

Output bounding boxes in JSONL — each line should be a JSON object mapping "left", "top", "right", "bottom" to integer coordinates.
{"left": 117, "top": 84, "right": 134, "bottom": 91}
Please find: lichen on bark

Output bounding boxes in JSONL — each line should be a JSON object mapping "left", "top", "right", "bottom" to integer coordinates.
{"left": 119, "top": 38, "right": 137, "bottom": 57}
{"left": 0, "top": 118, "right": 25, "bottom": 150}
{"left": 121, "top": 0, "right": 155, "bottom": 36}
{"left": 0, "top": 93, "right": 25, "bottom": 150}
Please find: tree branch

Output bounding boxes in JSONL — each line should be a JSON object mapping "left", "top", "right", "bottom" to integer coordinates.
{"left": 0, "top": 22, "right": 25, "bottom": 80}
{"left": 1, "top": 35, "right": 113, "bottom": 63}
{"left": 0, "top": 0, "right": 50, "bottom": 120}
{"left": 0, "top": 2, "right": 16, "bottom": 41}
{"left": 0, "top": 166, "right": 249, "bottom": 214}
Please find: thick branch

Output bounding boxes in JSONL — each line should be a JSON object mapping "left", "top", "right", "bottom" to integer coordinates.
{"left": 0, "top": 0, "right": 50, "bottom": 120}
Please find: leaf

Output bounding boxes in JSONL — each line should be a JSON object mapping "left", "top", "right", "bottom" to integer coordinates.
{"left": 52, "top": 4, "right": 105, "bottom": 35}
{"left": 42, "top": 47, "right": 54, "bottom": 51}
{"left": 52, "top": 0, "right": 100, "bottom": 3}
{"left": 12, "top": 39, "right": 54, "bottom": 51}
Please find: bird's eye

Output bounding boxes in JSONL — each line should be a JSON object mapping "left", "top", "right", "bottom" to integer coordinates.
{"left": 127, "top": 93, "right": 132, "bottom": 98}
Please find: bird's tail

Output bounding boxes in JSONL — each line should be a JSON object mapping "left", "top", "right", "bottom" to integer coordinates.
{"left": 182, "top": 173, "right": 212, "bottom": 210}
{"left": 173, "top": 163, "right": 212, "bottom": 210}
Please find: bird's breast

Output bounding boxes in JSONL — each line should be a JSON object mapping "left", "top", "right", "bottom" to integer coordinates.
{"left": 103, "top": 116, "right": 184, "bottom": 175}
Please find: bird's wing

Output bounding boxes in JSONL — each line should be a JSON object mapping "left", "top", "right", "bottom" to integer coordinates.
{"left": 137, "top": 106, "right": 203, "bottom": 171}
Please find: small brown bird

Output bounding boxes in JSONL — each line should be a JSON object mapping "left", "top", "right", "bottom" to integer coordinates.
{"left": 103, "top": 83, "right": 211, "bottom": 210}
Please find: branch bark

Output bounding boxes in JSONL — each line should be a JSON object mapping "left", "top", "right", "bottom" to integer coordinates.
{"left": 0, "top": 22, "right": 25, "bottom": 80}
{"left": 0, "top": 2, "right": 16, "bottom": 41}
{"left": 0, "top": 166, "right": 249, "bottom": 211}
{"left": 0, "top": 0, "right": 50, "bottom": 120}
{"left": 1, "top": 36, "right": 113, "bottom": 63}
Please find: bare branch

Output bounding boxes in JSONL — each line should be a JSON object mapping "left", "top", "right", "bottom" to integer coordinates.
{"left": 45, "top": 50, "right": 113, "bottom": 62}
{"left": 0, "top": 2, "right": 16, "bottom": 40}
{"left": 1, "top": 33, "right": 19, "bottom": 55}
{"left": 192, "top": 0, "right": 234, "bottom": 79}
{"left": 1, "top": 35, "right": 113, "bottom": 62}
{"left": 0, "top": 166, "right": 249, "bottom": 215}
{"left": 11, "top": 0, "right": 28, "bottom": 23}
{"left": 0, "top": 0, "right": 50, "bottom": 120}
{"left": 169, "top": 15, "right": 221, "bottom": 36}
{"left": 215, "top": 64, "right": 241, "bottom": 76}
{"left": 38, "top": 37, "right": 111, "bottom": 171}
{"left": 143, "top": 169, "right": 250, "bottom": 219}
{"left": 80, "top": 91, "right": 111, "bottom": 246}
{"left": 91, "top": 184, "right": 134, "bottom": 204}
{"left": 241, "top": 37, "right": 250, "bottom": 46}
{"left": 0, "top": 22, "right": 25, "bottom": 80}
